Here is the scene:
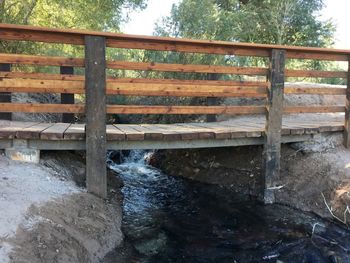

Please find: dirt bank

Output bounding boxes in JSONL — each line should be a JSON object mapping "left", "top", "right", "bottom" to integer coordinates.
{"left": 159, "top": 132, "right": 350, "bottom": 225}
{"left": 0, "top": 152, "right": 123, "bottom": 263}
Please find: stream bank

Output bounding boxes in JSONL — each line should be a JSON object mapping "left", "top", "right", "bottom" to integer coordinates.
{"left": 0, "top": 151, "right": 123, "bottom": 263}
{"left": 158, "top": 132, "right": 350, "bottom": 224}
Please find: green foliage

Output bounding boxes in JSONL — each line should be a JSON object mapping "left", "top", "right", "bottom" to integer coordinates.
{"left": 0, "top": 0, "right": 147, "bottom": 55}
{"left": 153, "top": 0, "right": 337, "bottom": 82}
{"left": 155, "top": 0, "right": 335, "bottom": 47}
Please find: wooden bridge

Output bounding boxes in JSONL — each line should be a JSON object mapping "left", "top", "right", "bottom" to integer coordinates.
{"left": 0, "top": 24, "right": 350, "bottom": 203}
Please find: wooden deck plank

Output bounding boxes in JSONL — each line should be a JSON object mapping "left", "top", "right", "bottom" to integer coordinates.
{"left": 106, "top": 125, "right": 126, "bottom": 141}
{"left": 157, "top": 124, "right": 200, "bottom": 140}
{"left": 41, "top": 123, "right": 71, "bottom": 140}
{"left": 114, "top": 124, "right": 145, "bottom": 141}
{"left": 182, "top": 122, "right": 232, "bottom": 139}
{"left": 177, "top": 123, "right": 215, "bottom": 139}
{"left": 16, "top": 122, "right": 55, "bottom": 139}
{"left": 0, "top": 120, "right": 345, "bottom": 143}
{"left": 0, "top": 121, "right": 40, "bottom": 139}
{"left": 141, "top": 124, "right": 180, "bottom": 141}
{"left": 132, "top": 125, "right": 164, "bottom": 140}
{"left": 64, "top": 124, "right": 85, "bottom": 140}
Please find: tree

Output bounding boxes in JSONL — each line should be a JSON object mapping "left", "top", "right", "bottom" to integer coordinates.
{"left": 0, "top": 0, "right": 147, "bottom": 55}
{"left": 155, "top": 0, "right": 335, "bottom": 47}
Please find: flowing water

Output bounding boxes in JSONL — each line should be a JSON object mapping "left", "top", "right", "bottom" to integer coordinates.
{"left": 104, "top": 150, "right": 350, "bottom": 263}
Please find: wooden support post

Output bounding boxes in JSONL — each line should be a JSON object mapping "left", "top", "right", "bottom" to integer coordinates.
{"left": 60, "top": 66, "right": 75, "bottom": 123}
{"left": 0, "top": 64, "right": 12, "bottom": 120}
{"left": 206, "top": 73, "right": 219, "bottom": 122}
{"left": 344, "top": 57, "right": 350, "bottom": 148}
{"left": 263, "top": 49, "right": 285, "bottom": 204}
{"left": 85, "top": 36, "right": 107, "bottom": 199}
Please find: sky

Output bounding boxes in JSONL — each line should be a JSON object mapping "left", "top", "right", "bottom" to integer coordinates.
{"left": 122, "top": 0, "right": 350, "bottom": 49}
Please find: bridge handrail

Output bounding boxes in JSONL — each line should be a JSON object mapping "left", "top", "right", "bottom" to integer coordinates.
{"left": 1, "top": 23, "right": 350, "bottom": 60}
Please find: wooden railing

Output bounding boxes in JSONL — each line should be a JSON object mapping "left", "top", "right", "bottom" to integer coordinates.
{"left": 0, "top": 23, "right": 349, "bottom": 202}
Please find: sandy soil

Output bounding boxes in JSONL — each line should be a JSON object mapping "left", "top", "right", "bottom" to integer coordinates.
{"left": 0, "top": 152, "right": 123, "bottom": 263}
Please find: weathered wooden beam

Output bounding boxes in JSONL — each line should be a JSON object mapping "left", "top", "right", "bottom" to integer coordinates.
{"left": 60, "top": 66, "right": 75, "bottom": 123}
{"left": 263, "top": 49, "right": 285, "bottom": 204}
{"left": 206, "top": 73, "right": 219, "bottom": 122}
{"left": 85, "top": 35, "right": 107, "bottom": 199}
{"left": 0, "top": 64, "right": 11, "bottom": 120}
{"left": 344, "top": 57, "right": 350, "bottom": 148}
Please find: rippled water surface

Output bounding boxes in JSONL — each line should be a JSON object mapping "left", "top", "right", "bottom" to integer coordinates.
{"left": 105, "top": 150, "right": 350, "bottom": 263}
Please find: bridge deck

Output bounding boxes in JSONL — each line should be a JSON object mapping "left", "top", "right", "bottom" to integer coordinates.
{"left": 0, "top": 116, "right": 344, "bottom": 150}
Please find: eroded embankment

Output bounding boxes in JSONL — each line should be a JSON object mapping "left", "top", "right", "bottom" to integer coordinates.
{"left": 0, "top": 152, "right": 123, "bottom": 263}
{"left": 158, "top": 132, "right": 350, "bottom": 225}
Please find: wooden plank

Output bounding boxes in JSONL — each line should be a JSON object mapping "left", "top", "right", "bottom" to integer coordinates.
{"left": 41, "top": 123, "right": 71, "bottom": 140}
{"left": 107, "top": 83, "right": 267, "bottom": 97}
{"left": 149, "top": 124, "right": 183, "bottom": 141}
{"left": 286, "top": 69, "right": 347, "bottom": 78}
{"left": 135, "top": 125, "right": 164, "bottom": 140}
{"left": 285, "top": 86, "right": 346, "bottom": 95}
{"left": 108, "top": 60, "right": 268, "bottom": 75}
{"left": 106, "top": 105, "right": 266, "bottom": 115}
{"left": 284, "top": 106, "right": 345, "bottom": 114}
{"left": 0, "top": 78, "right": 267, "bottom": 98}
{"left": 221, "top": 121, "right": 263, "bottom": 138}
{"left": 177, "top": 123, "right": 215, "bottom": 139}
{"left": 1, "top": 24, "right": 349, "bottom": 61}
{"left": 0, "top": 78, "right": 84, "bottom": 93}
{"left": 0, "top": 53, "right": 84, "bottom": 67}
{"left": 60, "top": 66, "right": 75, "bottom": 123}
{"left": 0, "top": 72, "right": 268, "bottom": 87}
{"left": 0, "top": 121, "right": 39, "bottom": 139}
{"left": 64, "top": 124, "right": 85, "bottom": 140}
{"left": 0, "top": 64, "right": 11, "bottom": 120}
{"left": 282, "top": 122, "right": 304, "bottom": 135}
{"left": 106, "top": 125, "right": 125, "bottom": 141}
{"left": 114, "top": 124, "right": 145, "bottom": 141}
{"left": 107, "top": 78, "right": 269, "bottom": 87}
{"left": 182, "top": 122, "right": 232, "bottom": 139}
{"left": 85, "top": 35, "right": 107, "bottom": 199}
{"left": 263, "top": 49, "right": 285, "bottom": 204}
{"left": 3, "top": 103, "right": 342, "bottom": 116}
{"left": 0, "top": 71, "right": 84, "bottom": 81}
{"left": 155, "top": 124, "right": 199, "bottom": 140}
{"left": 16, "top": 122, "right": 54, "bottom": 139}
{"left": 344, "top": 57, "right": 350, "bottom": 148}
{"left": 0, "top": 103, "right": 85, "bottom": 113}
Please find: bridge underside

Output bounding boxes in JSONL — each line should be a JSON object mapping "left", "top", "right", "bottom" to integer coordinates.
{"left": 0, "top": 116, "right": 344, "bottom": 151}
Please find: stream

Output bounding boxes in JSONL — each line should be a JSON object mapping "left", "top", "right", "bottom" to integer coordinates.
{"left": 103, "top": 150, "right": 350, "bottom": 263}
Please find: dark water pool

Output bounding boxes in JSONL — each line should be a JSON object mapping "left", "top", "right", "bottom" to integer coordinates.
{"left": 103, "top": 150, "right": 350, "bottom": 263}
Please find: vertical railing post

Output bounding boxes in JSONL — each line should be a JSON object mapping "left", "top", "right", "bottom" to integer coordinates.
{"left": 0, "top": 63, "right": 12, "bottom": 120}
{"left": 344, "top": 57, "right": 350, "bottom": 148}
{"left": 206, "top": 73, "right": 219, "bottom": 122}
{"left": 60, "top": 66, "right": 75, "bottom": 123}
{"left": 263, "top": 49, "right": 285, "bottom": 204}
{"left": 85, "top": 35, "right": 107, "bottom": 198}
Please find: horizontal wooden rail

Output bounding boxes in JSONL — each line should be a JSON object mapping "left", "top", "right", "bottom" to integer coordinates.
{"left": 2, "top": 53, "right": 347, "bottom": 78}
{"left": 0, "top": 53, "right": 267, "bottom": 76}
{"left": 0, "top": 79, "right": 267, "bottom": 97}
{"left": 108, "top": 61, "right": 268, "bottom": 75}
{"left": 0, "top": 72, "right": 268, "bottom": 87}
{"left": 0, "top": 103, "right": 266, "bottom": 114}
{"left": 284, "top": 106, "right": 345, "bottom": 113}
{"left": 285, "top": 69, "right": 347, "bottom": 78}
{"left": 1, "top": 23, "right": 350, "bottom": 61}
{"left": 284, "top": 86, "right": 346, "bottom": 95}
{"left": 0, "top": 103, "right": 345, "bottom": 115}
